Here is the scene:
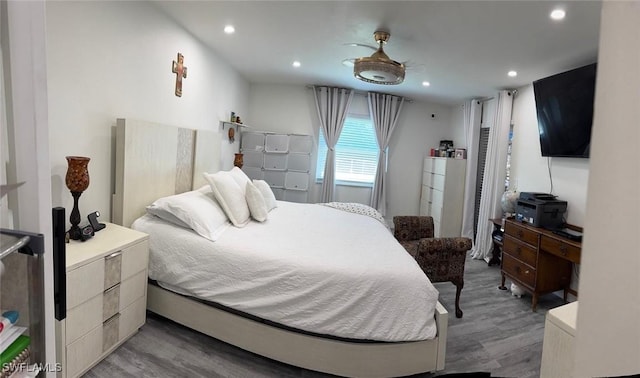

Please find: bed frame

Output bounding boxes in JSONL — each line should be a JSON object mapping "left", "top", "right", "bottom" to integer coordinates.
{"left": 111, "top": 118, "right": 448, "bottom": 377}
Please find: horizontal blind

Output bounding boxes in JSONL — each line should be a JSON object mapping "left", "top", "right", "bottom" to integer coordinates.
{"left": 317, "top": 116, "right": 379, "bottom": 184}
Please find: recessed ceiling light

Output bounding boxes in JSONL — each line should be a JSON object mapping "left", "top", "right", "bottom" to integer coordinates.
{"left": 224, "top": 25, "right": 235, "bottom": 34}
{"left": 422, "top": 81, "right": 431, "bottom": 87}
{"left": 292, "top": 61, "right": 301, "bottom": 68}
{"left": 508, "top": 70, "right": 518, "bottom": 77}
{"left": 550, "top": 9, "right": 566, "bottom": 20}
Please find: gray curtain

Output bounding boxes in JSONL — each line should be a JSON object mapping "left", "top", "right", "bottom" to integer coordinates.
{"left": 313, "top": 86, "right": 354, "bottom": 202}
{"left": 471, "top": 90, "right": 514, "bottom": 261}
{"left": 461, "top": 99, "right": 482, "bottom": 240}
{"left": 368, "top": 92, "right": 405, "bottom": 216}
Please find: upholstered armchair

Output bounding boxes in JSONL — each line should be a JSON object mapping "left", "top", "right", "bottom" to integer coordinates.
{"left": 393, "top": 216, "right": 472, "bottom": 318}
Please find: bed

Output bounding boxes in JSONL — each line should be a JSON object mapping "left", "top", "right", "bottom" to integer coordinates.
{"left": 111, "top": 118, "right": 448, "bottom": 377}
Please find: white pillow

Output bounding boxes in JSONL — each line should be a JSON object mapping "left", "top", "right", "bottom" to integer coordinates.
{"left": 229, "top": 167, "right": 251, "bottom": 194}
{"left": 246, "top": 181, "right": 268, "bottom": 222}
{"left": 253, "top": 179, "right": 277, "bottom": 211}
{"left": 146, "top": 188, "right": 230, "bottom": 241}
{"left": 203, "top": 171, "right": 250, "bottom": 227}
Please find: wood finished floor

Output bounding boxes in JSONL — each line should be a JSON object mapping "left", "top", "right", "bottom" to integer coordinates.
{"left": 85, "top": 255, "right": 565, "bottom": 378}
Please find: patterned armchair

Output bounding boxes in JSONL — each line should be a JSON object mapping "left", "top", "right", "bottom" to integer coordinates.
{"left": 393, "top": 216, "right": 472, "bottom": 318}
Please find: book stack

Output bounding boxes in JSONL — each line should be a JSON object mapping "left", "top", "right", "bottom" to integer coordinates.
{"left": 0, "top": 310, "right": 30, "bottom": 378}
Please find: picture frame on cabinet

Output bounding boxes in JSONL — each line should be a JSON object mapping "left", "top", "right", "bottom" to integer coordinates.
{"left": 455, "top": 148, "right": 467, "bottom": 159}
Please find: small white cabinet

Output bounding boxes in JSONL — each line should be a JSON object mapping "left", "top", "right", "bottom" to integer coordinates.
{"left": 56, "top": 223, "right": 149, "bottom": 378}
{"left": 241, "top": 132, "right": 312, "bottom": 203}
{"left": 420, "top": 157, "right": 466, "bottom": 237}
{"left": 540, "top": 301, "right": 578, "bottom": 378}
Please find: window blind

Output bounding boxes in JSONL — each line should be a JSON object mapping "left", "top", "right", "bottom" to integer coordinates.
{"left": 316, "top": 116, "right": 379, "bottom": 185}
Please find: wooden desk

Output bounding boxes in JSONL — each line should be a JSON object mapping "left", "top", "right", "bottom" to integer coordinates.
{"left": 500, "top": 218, "right": 582, "bottom": 311}
{"left": 488, "top": 218, "right": 504, "bottom": 267}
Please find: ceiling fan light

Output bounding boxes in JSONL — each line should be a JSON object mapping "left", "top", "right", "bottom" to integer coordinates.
{"left": 354, "top": 58, "right": 405, "bottom": 85}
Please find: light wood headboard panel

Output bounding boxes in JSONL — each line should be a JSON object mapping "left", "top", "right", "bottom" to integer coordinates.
{"left": 112, "top": 118, "right": 221, "bottom": 227}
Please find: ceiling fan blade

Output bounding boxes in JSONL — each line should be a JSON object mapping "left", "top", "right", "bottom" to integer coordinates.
{"left": 343, "top": 43, "right": 377, "bottom": 51}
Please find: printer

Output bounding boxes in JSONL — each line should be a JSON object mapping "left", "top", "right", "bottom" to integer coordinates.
{"left": 515, "top": 192, "right": 567, "bottom": 229}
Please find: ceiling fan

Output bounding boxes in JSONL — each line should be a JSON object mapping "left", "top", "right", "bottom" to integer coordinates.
{"left": 348, "top": 30, "right": 406, "bottom": 85}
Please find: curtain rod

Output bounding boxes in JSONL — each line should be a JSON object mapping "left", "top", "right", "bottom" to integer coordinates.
{"left": 306, "top": 85, "right": 413, "bottom": 103}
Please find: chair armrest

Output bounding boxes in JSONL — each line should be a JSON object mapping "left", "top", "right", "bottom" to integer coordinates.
{"left": 415, "top": 237, "right": 472, "bottom": 283}
{"left": 393, "top": 216, "right": 434, "bottom": 241}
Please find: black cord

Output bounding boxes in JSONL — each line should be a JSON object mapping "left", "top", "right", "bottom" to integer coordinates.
{"left": 547, "top": 157, "right": 554, "bottom": 195}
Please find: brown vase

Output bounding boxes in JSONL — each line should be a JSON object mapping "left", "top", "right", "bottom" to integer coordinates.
{"left": 65, "top": 156, "right": 90, "bottom": 240}
{"left": 233, "top": 153, "right": 244, "bottom": 169}
{"left": 65, "top": 156, "right": 90, "bottom": 192}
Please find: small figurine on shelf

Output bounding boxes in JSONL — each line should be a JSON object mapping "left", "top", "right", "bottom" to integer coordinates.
{"left": 235, "top": 116, "right": 242, "bottom": 125}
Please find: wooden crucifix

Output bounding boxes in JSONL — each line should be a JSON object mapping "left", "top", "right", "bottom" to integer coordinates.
{"left": 172, "top": 53, "right": 187, "bottom": 97}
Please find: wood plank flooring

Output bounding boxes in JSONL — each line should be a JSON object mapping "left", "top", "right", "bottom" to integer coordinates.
{"left": 85, "top": 256, "right": 566, "bottom": 377}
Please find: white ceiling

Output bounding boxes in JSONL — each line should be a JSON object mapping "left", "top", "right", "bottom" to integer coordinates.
{"left": 153, "top": 1, "right": 601, "bottom": 105}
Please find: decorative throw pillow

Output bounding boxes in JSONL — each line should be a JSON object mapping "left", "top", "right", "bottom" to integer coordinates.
{"left": 146, "top": 187, "right": 230, "bottom": 241}
{"left": 252, "top": 179, "right": 277, "bottom": 211}
{"left": 245, "top": 181, "right": 268, "bottom": 222}
{"left": 229, "top": 167, "right": 251, "bottom": 194}
{"left": 203, "top": 171, "right": 251, "bottom": 227}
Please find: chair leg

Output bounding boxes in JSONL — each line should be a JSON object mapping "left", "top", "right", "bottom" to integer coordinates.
{"left": 454, "top": 279, "right": 464, "bottom": 318}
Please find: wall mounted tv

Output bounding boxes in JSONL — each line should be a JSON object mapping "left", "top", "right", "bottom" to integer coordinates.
{"left": 533, "top": 62, "right": 597, "bottom": 158}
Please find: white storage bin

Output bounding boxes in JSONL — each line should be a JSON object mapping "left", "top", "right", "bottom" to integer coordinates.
{"left": 284, "top": 190, "right": 308, "bottom": 203}
{"left": 287, "top": 153, "right": 310, "bottom": 172}
{"left": 242, "top": 151, "right": 263, "bottom": 168}
{"left": 289, "top": 135, "right": 312, "bottom": 153}
{"left": 242, "top": 167, "right": 263, "bottom": 181}
{"left": 265, "top": 134, "right": 289, "bottom": 153}
{"left": 263, "top": 153, "right": 287, "bottom": 170}
{"left": 264, "top": 170, "right": 286, "bottom": 188}
{"left": 271, "top": 188, "right": 285, "bottom": 201}
{"left": 241, "top": 132, "right": 265, "bottom": 152}
{"left": 285, "top": 172, "right": 309, "bottom": 191}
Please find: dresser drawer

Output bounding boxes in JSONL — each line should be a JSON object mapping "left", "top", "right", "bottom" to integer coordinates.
{"left": 505, "top": 221, "right": 539, "bottom": 247}
{"left": 121, "top": 239, "right": 149, "bottom": 281}
{"left": 541, "top": 235, "right": 581, "bottom": 264}
{"left": 502, "top": 254, "right": 536, "bottom": 289}
{"left": 503, "top": 236, "right": 538, "bottom": 268}
{"left": 421, "top": 185, "right": 432, "bottom": 203}
{"left": 65, "top": 270, "right": 147, "bottom": 345}
{"left": 433, "top": 158, "right": 447, "bottom": 175}
{"left": 423, "top": 158, "right": 435, "bottom": 173}
{"left": 431, "top": 174, "right": 445, "bottom": 191}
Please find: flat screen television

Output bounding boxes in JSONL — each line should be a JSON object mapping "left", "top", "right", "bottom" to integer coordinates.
{"left": 533, "top": 63, "right": 597, "bottom": 158}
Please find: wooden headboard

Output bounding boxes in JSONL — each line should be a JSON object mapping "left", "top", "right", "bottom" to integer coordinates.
{"left": 112, "top": 118, "right": 221, "bottom": 227}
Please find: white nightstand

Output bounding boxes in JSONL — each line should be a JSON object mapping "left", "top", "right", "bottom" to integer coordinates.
{"left": 55, "top": 223, "right": 149, "bottom": 378}
{"left": 540, "top": 301, "right": 578, "bottom": 378}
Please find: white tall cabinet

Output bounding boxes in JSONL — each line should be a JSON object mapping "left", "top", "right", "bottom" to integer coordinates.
{"left": 419, "top": 157, "right": 466, "bottom": 237}
{"left": 241, "top": 132, "right": 312, "bottom": 203}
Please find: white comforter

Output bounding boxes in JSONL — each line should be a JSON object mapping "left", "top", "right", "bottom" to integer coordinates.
{"left": 133, "top": 201, "right": 439, "bottom": 342}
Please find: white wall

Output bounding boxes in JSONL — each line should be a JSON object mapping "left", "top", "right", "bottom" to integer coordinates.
{"left": 510, "top": 85, "right": 590, "bottom": 226}
{"left": 248, "top": 83, "right": 463, "bottom": 220}
{"left": 574, "top": 1, "right": 640, "bottom": 376}
{"left": 46, "top": 1, "right": 250, "bottom": 222}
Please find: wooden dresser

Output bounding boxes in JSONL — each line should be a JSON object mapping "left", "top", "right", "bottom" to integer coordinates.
{"left": 500, "top": 218, "right": 581, "bottom": 310}
{"left": 56, "top": 223, "right": 149, "bottom": 377}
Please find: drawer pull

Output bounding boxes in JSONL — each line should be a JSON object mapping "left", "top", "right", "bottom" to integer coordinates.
{"left": 560, "top": 245, "right": 568, "bottom": 256}
{"left": 104, "top": 283, "right": 121, "bottom": 294}
{"left": 103, "top": 312, "right": 121, "bottom": 325}
{"left": 517, "top": 230, "right": 524, "bottom": 238}
{"left": 106, "top": 251, "right": 122, "bottom": 260}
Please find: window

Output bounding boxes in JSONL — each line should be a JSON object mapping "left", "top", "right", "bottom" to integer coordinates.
{"left": 316, "top": 115, "right": 379, "bottom": 185}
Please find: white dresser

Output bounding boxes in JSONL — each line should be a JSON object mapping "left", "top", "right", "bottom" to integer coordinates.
{"left": 56, "top": 223, "right": 149, "bottom": 378}
{"left": 419, "top": 157, "right": 466, "bottom": 237}
{"left": 540, "top": 301, "right": 578, "bottom": 378}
